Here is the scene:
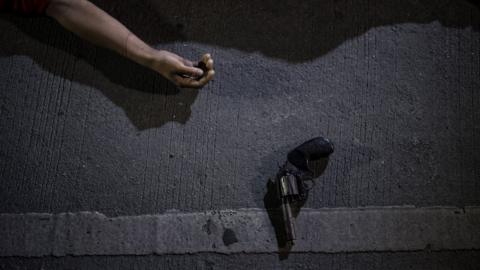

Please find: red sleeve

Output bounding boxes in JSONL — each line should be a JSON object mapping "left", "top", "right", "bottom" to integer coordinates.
{"left": 0, "top": 0, "right": 51, "bottom": 15}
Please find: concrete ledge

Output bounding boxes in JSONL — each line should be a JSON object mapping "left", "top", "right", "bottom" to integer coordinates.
{"left": 1, "top": 206, "right": 479, "bottom": 256}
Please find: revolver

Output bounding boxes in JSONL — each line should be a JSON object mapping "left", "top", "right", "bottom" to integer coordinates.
{"left": 275, "top": 137, "right": 334, "bottom": 244}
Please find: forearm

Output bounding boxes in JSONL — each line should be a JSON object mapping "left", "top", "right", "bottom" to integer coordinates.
{"left": 45, "top": 0, "right": 215, "bottom": 89}
{"left": 46, "top": 0, "right": 154, "bottom": 68}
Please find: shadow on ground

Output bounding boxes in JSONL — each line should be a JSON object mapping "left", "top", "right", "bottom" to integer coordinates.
{"left": 262, "top": 137, "right": 334, "bottom": 260}
{"left": 0, "top": 0, "right": 479, "bottom": 129}
{"left": 0, "top": 1, "right": 193, "bottom": 130}
{"left": 147, "top": 0, "right": 479, "bottom": 62}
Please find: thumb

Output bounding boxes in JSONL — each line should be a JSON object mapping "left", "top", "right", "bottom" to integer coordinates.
{"left": 177, "top": 65, "right": 204, "bottom": 78}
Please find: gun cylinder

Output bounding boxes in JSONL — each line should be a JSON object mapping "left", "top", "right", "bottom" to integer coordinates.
{"left": 279, "top": 174, "right": 300, "bottom": 196}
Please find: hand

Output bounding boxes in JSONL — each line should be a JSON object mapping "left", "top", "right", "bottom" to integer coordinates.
{"left": 149, "top": 50, "right": 215, "bottom": 89}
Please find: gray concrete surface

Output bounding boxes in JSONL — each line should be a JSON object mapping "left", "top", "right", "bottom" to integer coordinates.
{"left": 1, "top": 0, "right": 479, "bottom": 215}
{"left": 1, "top": 0, "right": 479, "bottom": 268}
{"left": 1, "top": 207, "right": 480, "bottom": 256}
{"left": 1, "top": 251, "right": 480, "bottom": 270}
{"left": 1, "top": 252, "right": 480, "bottom": 270}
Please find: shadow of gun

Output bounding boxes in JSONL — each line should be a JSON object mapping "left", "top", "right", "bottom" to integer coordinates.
{"left": 264, "top": 137, "right": 334, "bottom": 259}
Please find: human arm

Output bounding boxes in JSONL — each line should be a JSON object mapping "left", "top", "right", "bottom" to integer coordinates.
{"left": 45, "top": 0, "right": 214, "bottom": 88}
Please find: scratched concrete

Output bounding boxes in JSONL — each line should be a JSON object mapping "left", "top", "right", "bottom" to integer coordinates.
{"left": 2, "top": 207, "right": 480, "bottom": 256}
{"left": 0, "top": 0, "right": 479, "bottom": 268}
{"left": 1, "top": 252, "right": 480, "bottom": 270}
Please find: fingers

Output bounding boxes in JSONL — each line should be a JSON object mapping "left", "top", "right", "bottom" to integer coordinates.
{"left": 176, "top": 65, "right": 204, "bottom": 78}
{"left": 201, "top": 53, "right": 214, "bottom": 70}
{"left": 180, "top": 58, "right": 194, "bottom": 67}
{"left": 171, "top": 53, "right": 215, "bottom": 89}
{"left": 195, "top": 54, "right": 213, "bottom": 71}
{"left": 196, "top": 68, "right": 215, "bottom": 85}
{"left": 206, "top": 58, "right": 214, "bottom": 70}
{"left": 201, "top": 53, "right": 210, "bottom": 64}
{"left": 173, "top": 69, "right": 214, "bottom": 89}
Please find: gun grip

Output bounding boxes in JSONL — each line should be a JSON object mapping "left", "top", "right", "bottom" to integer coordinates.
{"left": 287, "top": 137, "right": 334, "bottom": 172}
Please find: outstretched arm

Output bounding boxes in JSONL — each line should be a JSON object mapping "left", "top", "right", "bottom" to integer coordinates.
{"left": 45, "top": 0, "right": 214, "bottom": 88}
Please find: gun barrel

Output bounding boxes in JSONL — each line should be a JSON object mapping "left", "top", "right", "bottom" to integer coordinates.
{"left": 281, "top": 198, "right": 296, "bottom": 243}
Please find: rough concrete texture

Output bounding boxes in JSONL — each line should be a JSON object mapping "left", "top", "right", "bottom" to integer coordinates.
{"left": 0, "top": 0, "right": 479, "bottom": 216}
{"left": 1, "top": 252, "right": 480, "bottom": 270}
{"left": 1, "top": 207, "right": 480, "bottom": 256}
{"left": 1, "top": 0, "right": 479, "bottom": 268}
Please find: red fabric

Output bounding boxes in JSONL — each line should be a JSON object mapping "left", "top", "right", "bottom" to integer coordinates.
{"left": 0, "top": 0, "right": 51, "bottom": 15}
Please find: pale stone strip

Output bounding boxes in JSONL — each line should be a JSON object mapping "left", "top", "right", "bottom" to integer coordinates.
{"left": 0, "top": 206, "right": 479, "bottom": 256}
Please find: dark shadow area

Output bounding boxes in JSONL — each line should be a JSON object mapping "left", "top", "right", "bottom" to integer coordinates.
{"left": 146, "top": 0, "right": 479, "bottom": 62}
{"left": 468, "top": 0, "right": 480, "bottom": 10}
{"left": 0, "top": 0, "right": 195, "bottom": 130}
{"left": 0, "top": 0, "right": 479, "bottom": 129}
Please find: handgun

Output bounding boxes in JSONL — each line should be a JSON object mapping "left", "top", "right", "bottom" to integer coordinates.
{"left": 275, "top": 137, "right": 334, "bottom": 244}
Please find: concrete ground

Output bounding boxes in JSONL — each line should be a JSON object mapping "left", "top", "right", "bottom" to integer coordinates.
{"left": 1, "top": 0, "right": 479, "bottom": 269}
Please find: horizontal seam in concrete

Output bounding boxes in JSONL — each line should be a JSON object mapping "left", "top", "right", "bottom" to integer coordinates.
{"left": 1, "top": 206, "right": 479, "bottom": 257}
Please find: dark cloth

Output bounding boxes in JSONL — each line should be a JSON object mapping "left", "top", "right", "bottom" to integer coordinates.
{"left": 0, "top": 0, "right": 51, "bottom": 15}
